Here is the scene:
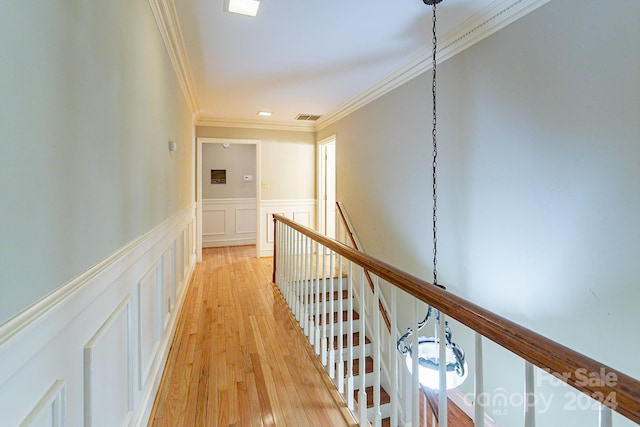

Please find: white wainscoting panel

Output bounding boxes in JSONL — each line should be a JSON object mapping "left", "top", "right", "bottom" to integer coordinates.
{"left": 202, "top": 198, "right": 257, "bottom": 247}
{"left": 137, "top": 265, "right": 161, "bottom": 391}
{"left": 259, "top": 199, "right": 316, "bottom": 257}
{"left": 84, "top": 296, "right": 133, "bottom": 427}
{"left": 19, "top": 380, "right": 65, "bottom": 427}
{"left": 0, "top": 205, "right": 197, "bottom": 427}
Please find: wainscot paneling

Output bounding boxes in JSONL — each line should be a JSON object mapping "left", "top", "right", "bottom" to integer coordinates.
{"left": 18, "top": 380, "right": 65, "bottom": 427}
{"left": 259, "top": 199, "right": 316, "bottom": 257}
{"left": 0, "top": 205, "right": 197, "bottom": 427}
{"left": 84, "top": 296, "right": 133, "bottom": 427}
{"left": 202, "top": 198, "right": 257, "bottom": 247}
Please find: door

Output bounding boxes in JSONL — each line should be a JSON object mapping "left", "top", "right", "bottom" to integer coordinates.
{"left": 318, "top": 137, "right": 336, "bottom": 238}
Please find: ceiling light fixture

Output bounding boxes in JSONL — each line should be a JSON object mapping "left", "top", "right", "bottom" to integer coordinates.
{"left": 224, "top": 0, "right": 260, "bottom": 17}
{"left": 257, "top": 111, "right": 272, "bottom": 117}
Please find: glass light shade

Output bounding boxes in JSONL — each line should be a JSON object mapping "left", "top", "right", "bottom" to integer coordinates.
{"left": 405, "top": 338, "right": 468, "bottom": 390}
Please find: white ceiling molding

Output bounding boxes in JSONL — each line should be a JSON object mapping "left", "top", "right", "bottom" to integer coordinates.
{"left": 196, "top": 117, "right": 317, "bottom": 133}
{"left": 315, "top": 0, "right": 550, "bottom": 131}
{"left": 147, "top": 0, "right": 199, "bottom": 115}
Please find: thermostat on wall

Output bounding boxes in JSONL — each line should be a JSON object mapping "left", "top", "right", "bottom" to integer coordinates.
{"left": 243, "top": 175, "right": 253, "bottom": 182}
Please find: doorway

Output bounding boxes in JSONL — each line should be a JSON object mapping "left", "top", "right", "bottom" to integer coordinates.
{"left": 196, "top": 138, "right": 261, "bottom": 262}
{"left": 318, "top": 136, "right": 336, "bottom": 238}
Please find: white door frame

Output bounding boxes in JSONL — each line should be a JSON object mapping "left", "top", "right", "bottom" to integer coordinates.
{"left": 317, "top": 135, "right": 336, "bottom": 237}
{"left": 196, "top": 137, "right": 261, "bottom": 261}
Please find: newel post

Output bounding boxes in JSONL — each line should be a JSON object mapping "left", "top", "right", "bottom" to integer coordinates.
{"left": 272, "top": 214, "right": 277, "bottom": 283}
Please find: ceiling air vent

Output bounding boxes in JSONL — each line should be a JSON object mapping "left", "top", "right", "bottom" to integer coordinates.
{"left": 295, "top": 114, "right": 321, "bottom": 121}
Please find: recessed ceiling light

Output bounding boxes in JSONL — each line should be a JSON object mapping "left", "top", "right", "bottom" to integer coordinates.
{"left": 257, "top": 111, "right": 272, "bottom": 117}
{"left": 225, "top": 0, "right": 260, "bottom": 17}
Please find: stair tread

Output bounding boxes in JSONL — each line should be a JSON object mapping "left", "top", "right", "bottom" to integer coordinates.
{"left": 333, "top": 332, "right": 370, "bottom": 349}
{"left": 354, "top": 385, "right": 391, "bottom": 407}
{"left": 344, "top": 356, "right": 374, "bottom": 377}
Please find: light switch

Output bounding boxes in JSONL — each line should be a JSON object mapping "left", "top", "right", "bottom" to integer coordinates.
{"left": 243, "top": 175, "right": 253, "bottom": 182}
{"left": 261, "top": 180, "right": 270, "bottom": 189}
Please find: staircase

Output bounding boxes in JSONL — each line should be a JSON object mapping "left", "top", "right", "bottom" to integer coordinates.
{"left": 307, "top": 272, "right": 392, "bottom": 426}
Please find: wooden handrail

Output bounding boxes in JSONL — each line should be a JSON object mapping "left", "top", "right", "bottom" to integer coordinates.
{"left": 335, "top": 202, "right": 391, "bottom": 332}
{"left": 273, "top": 213, "right": 640, "bottom": 425}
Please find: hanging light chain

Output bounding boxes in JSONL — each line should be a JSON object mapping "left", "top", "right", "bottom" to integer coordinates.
{"left": 431, "top": 2, "right": 439, "bottom": 288}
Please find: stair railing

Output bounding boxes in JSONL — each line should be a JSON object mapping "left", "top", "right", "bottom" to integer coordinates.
{"left": 272, "top": 213, "right": 640, "bottom": 427}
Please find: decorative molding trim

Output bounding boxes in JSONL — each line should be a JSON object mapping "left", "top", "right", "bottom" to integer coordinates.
{"left": 315, "top": 0, "right": 550, "bottom": 130}
{"left": 235, "top": 208, "right": 258, "bottom": 234}
{"left": 19, "top": 380, "right": 66, "bottom": 427}
{"left": 83, "top": 296, "right": 134, "bottom": 427}
{"left": 196, "top": 116, "right": 316, "bottom": 132}
{"left": 147, "top": 0, "right": 199, "bottom": 115}
{"left": 202, "top": 198, "right": 257, "bottom": 206}
{"left": 260, "top": 199, "right": 317, "bottom": 208}
{"left": 137, "top": 265, "right": 161, "bottom": 391}
{"left": 259, "top": 199, "right": 317, "bottom": 257}
{"left": 0, "top": 205, "right": 195, "bottom": 352}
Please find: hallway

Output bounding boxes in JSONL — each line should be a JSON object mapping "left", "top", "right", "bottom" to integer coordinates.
{"left": 149, "top": 246, "right": 355, "bottom": 426}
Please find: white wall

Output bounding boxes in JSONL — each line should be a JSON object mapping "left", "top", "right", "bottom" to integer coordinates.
{"left": 0, "top": 0, "right": 195, "bottom": 425}
{"left": 202, "top": 143, "right": 256, "bottom": 199}
{"left": 196, "top": 126, "right": 316, "bottom": 200}
{"left": 0, "top": 0, "right": 194, "bottom": 325}
{"left": 318, "top": 0, "right": 640, "bottom": 425}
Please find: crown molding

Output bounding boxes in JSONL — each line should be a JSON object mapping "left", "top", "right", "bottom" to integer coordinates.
{"left": 196, "top": 117, "right": 317, "bottom": 133}
{"left": 148, "top": 0, "right": 199, "bottom": 115}
{"left": 315, "top": 0, "right": 550, "bottom": 131}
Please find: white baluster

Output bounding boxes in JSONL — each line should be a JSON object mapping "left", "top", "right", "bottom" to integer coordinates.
{"left": 286, "top": 226, "right": 293, "bottom": 305}
{"left": 337, "top": 255, "right": 345, "bottom": 394}
{"left": 329, "top": 250, "right": 336, "bottom": 379}
{"left": 283, "top": 225, "right": 288, "bottom": 299}
{"left": 293, "top": 230, "right": 299, "bottom": 319}
{"left": 297, "top": 232, "right": 304, "bottom": 323}
{"left": 599, "top": 404, "right": 612, "bottom": 427}
{"left": 309, "top": 239, "right": 316, "bottom": 346}
{"left": 346, "top": 261, "right": 355, "bottom": 411}
{"left": 373, "top": 275, "right": 382, "bottom": 427}
{"left": 438, "top": 312, "right": 447, "bottom": 427}
{"left": 358, "top": 266, "right": 367, "bottom": 426}
{"left": 474, "top": 333, "right": 485, "bottom": 427}
{"left": 524, "top": 362, "right": 535, "bottom": 427}
{"left": 390, "top": 286, "right": 398, "bottom": 427}
{"left": 304, "top": 236, "right": 311, "bottom": 337}
{"left": 274, "top": 221, "right": 280, "bottom": 288}
{"left": 412, "top": 299, "right": 419, "bottom": 427}
{"left": 321, "top": 245, "right": 328, "bottom": 367}
{"left": 314, "top": 241, "right": 321, "bottom": 355}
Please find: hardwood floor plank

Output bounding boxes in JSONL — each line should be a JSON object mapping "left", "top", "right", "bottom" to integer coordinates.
{"left": 148, "top": 245, "right": 355, "bottom": 426}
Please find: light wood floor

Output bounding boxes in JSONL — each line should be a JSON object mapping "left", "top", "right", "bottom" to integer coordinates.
{"left": 148, "top": 245, "right": 356, "bottom": 427}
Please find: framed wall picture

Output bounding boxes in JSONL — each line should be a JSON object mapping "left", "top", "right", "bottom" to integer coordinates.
{"left": 211, "top": 169, "right": 226, "bottom": 184}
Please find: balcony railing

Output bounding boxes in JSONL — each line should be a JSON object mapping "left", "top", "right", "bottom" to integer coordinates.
{"left": 272, "top": 213, "right": 640, "bottom": 427}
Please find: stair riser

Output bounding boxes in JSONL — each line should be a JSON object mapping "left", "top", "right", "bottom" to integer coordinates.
{"left": 334, "top": 343, "right": 371, "bottom": 359}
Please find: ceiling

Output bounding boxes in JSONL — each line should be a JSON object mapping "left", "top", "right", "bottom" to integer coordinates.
{"left": 171, "top": 0, "right": 530, "bottom": 130}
